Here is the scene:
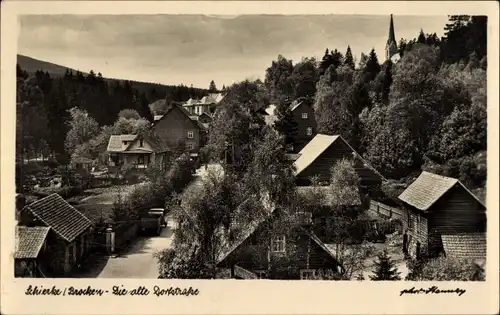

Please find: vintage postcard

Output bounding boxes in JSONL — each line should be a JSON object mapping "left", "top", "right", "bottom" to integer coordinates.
{"left": 1, "top": 1, "right": 499, "bottom": 314}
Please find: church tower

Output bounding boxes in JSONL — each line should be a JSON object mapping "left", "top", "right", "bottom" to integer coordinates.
{"left": 385, "top": 14, "right": 398, "bottom": 61}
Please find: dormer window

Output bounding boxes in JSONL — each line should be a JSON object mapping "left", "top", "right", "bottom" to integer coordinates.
{"left": 302, "top": 112, "right": 308, "bottom": 119}
{"left": 139, "top": 140, "right": 144, "bottom": 147}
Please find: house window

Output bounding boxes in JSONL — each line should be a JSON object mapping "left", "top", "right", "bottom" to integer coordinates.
{"left": 187, "top": 143, "right": 194, "bottom": 150}
{"left": 271, "top": 235, "right": 286, "bottom": 253}
{"left": 187, "top": 131, "right": 194, "bottom": 139}
{"left": 306, "top": 127, "right": 313, "bottom": 136}
{"left": 139, "top": 140, "right": 144, "bottom": 147}
{"left": 300, "top": 269, "right": 316, "bottom": 280}
{"left": 302, "top": 112, "right": 308, "bottom": 119}
{"left": 138, "top": 155, "right": 145, "bottom": 165}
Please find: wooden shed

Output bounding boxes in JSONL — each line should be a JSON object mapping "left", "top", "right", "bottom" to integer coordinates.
{"left": 398, "top": 171, "right": 486, "bottom": 260}
{"left": 293, "top": 134, "right": 384, "bottom": 193}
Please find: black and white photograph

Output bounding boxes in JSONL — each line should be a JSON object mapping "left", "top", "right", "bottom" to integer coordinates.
{"left": 2, "top": 2, "right": 499, "bottom": 314}
{"left": 12, "top": 10, "right": 490, "bottom": 281}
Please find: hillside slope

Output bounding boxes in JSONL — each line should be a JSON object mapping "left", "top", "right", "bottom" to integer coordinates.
{"left": 17, "top": 54, "right": 208, "bottom": 100}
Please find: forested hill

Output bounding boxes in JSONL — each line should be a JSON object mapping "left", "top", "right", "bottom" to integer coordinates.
{"left": 16, "top": 55, "right": 211, "bottom": 164}
{"left": 17, "top": 54, "right": 209, "bottom": 102}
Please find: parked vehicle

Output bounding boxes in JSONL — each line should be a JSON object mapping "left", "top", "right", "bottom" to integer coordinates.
{"left": 149, "top": 208, "right": 167, "bottom": 227}
{"left": 140, "top": 215, "right": 162, "bottom": 236}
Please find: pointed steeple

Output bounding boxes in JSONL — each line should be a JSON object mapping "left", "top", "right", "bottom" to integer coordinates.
{"left": 387, "top": 14, "right": 396, "bottom": 46}
{"left": 385, "top": 14, "right": 398, "bottom": 61}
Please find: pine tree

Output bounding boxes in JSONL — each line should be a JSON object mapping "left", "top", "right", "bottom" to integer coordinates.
{"left": 273, "top": 105, "right": 299, "bottom": 150}
{"left": 344, "top": 46, "right": 355, "bottom": 70}
{"left": 209, "top": 80, "right": 217, "bottom": 92}
{"left": 417, "top": 29, "right": 426, "bottom": 44}
{"left": 363, "top": 48, "right": 381, "bottom": 82}
{"left": 369, "top": 249, "right": 401, "bottom": 280}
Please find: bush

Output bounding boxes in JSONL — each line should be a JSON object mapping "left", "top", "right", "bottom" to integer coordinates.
{"left": 33, "top": 185, "right": 84, "bottom": 199}
{"left": 406, "top": 255, "right": 485, "bottom": 281}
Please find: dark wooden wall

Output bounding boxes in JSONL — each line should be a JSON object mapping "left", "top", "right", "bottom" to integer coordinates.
{"left": 292, "top": 102, "right": 317, "bottom": 151}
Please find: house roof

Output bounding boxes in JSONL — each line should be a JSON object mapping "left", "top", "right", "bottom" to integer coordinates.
{"left": 217, "top": 194, "right": 276, "bottom": 265}
{"left": 106, "top": 135, "right": 137, "bottom": 152}
{"left": 24, "top": 194, "right": 93, "bottom": 243}
{"left": 265, "top": 104, "right": 277, "bottom": 116}
{"left": 441, "top": 233, "right": 486, "bottom": 260}
{"left": 290, "top": 100, "right": 304, "bottom": 112}
{"left": 15, "top": 226, "right": 50, "bottom": 259}
{"left": 153, "top": 103, "right": 206, "bottom": 130}
{"left": 302, "top": 228, "right": 339, "bottom": 262}
{"left": 294, "top": 134, "right": 385, "bottom": 180}
{"left": 294, "top": 134, "right": 340, "bottom": 175}
{"left": 398, "top": 171, "right": 484, "bottom": 211}
{"left": 296, "top": 186, "right": 361, "bottom": 206}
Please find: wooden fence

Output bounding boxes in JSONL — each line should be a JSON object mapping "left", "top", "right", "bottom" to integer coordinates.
{"left": 369, "top": 200, "right": 404, "bottom": 220}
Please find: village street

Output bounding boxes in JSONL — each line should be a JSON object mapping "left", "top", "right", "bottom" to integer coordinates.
{"left": 77, "top": 216, "right": 176, "bottom": 278}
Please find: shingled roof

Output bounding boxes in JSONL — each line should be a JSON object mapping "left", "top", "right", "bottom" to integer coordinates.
{"left": 24, "top": 194, "right": 93, "bottom": 243}
{"left": 15, "top": 226, "right": 50, "bottom": 259}
{"left": 398, "top": 171, "right": 484, "bottom": 211}
{"left": 106, "top": 135, "right": 137, "bottom": 152}
{"left": 441, "top": 233, "right": 486, "bottom": 260}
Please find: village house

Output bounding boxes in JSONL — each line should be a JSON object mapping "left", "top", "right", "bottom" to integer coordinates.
{"left": 216, "top": 195, "right": 343, "bottom": 280}
{"left": 292, "top": 134, "right": 384, "bottom": 190}
{"left": 152, "top": 103, "right": 208, "bottom": 156}
{"left": 17, "top": 193, "right": 94, "bottom": 276}
{"left": 183, "top": 93, "right": 225, "bottom": 116}
{"left": 106, "top": 133, "right": 170, "bottom": 170}
{"left": 262, "top": 99, "right": 317, "bottom": 152}
{"left": 14, "top": 226, "right": 51, "bottom": 277}
{"left": 398, "top": 171, "right": 487, "bottom": 261}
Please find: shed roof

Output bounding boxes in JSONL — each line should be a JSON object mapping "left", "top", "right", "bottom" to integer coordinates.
{"left": 24, "top": 194, "right": 93, "bottom": 243}
{"left": 15, "top": 226, "right": 50, "bottom": 259}
{"left": 441, "top": 233, "right": 486, "bottom": 260}
{"left": 398, "top": 171, "right": 484, "bottom": 211}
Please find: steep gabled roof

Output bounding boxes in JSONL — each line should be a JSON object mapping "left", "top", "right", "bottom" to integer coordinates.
{"left": 155, "top": 103, "right": 205, "bottom": 130}
{"left": 15, "top": 226, "right": 50, "bottom": 259}
{"left": 398, "top": 171, "right": 485, "bottom": 211}
{"left": 294, "top": 134, "right": 339, "bottom": 175}
{"left": 294, "top": 134, "right": 385, "bottom": 180}
{"left": 216, "top": 194, "right": 276, "bottom": 265}
{"left": 24, "top": 194, "right": 93, "bottom": 243}
{"left": 106, "top": 135, "right": 137, "bottom": 152}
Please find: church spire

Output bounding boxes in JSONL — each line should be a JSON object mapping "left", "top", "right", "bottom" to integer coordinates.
{"left": 385, "top": 14, "right": 398, "bottom": 61}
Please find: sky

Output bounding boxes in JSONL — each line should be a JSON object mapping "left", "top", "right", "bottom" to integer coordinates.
{"left": 18, "top": 14, "right": 449, "bottom": 89}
